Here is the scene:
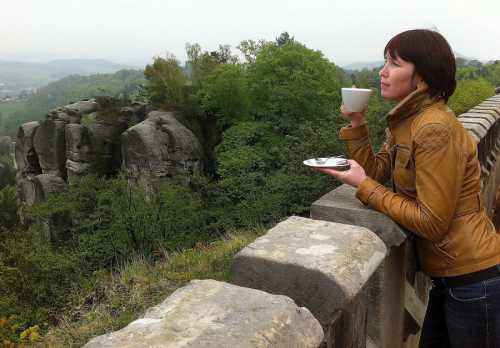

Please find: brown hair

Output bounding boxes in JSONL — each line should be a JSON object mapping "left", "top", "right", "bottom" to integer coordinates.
{"left": 384, "top": 29, "right": 456, "bottom": 102}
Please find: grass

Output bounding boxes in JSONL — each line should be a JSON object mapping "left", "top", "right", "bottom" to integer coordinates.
{"left": 40, "top": 228, "right": 265, "bottom": 347}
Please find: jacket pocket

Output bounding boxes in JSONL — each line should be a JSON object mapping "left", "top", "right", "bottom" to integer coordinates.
{"left": 393, "top": 146, "right": 416, "bottom": 191}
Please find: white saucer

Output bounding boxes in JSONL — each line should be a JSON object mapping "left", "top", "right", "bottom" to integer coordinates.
{"left": 303, "top": 157, "right": 350, "bottom": 170}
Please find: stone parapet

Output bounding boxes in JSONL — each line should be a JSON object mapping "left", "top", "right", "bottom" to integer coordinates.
{"left": 83, "top": 279, "right": 323, "bottom": 348}
{"left": 458, "top": 94, "right": 500, "bottom": 215}
{"left": 231, "top": 216, "right": 386, "bottom": 347}
{"left": 310, "top": 185, "right": 429, "bottom": 348}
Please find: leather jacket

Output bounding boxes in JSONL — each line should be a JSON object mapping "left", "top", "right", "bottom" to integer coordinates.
{"left": 340, "top": 85, "right": 500, "bottom": 277}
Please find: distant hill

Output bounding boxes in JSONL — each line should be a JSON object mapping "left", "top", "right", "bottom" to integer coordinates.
{"left": 342, "top": 53, "right": 490, "bottom": 72}
{"left": 0, "top": 59, "right": 138, "bottom": 97}
{"left": 0, "top": 69, "right": 146, "bottom": 136}
{"left": 342, "top": 61, "right": 384, "bottom": 71}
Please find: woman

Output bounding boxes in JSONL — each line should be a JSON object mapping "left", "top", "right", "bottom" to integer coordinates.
{"left": 317, "top": 29, "right": 500, "bottom": 347}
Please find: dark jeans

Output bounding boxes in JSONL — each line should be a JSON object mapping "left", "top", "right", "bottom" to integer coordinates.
{"left": 419, "top": 273, "right": 500, "bottom": 348}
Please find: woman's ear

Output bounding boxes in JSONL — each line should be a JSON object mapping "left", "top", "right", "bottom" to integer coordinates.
{"left": 417, "top": 79, "right": 428, "bottom": 90}
{"left": 413, "top": 72, "right": 427, "bottom": 90}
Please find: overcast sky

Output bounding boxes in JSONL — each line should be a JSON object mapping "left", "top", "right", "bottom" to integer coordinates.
{"left": 2, "top": 0, "right": 499, "bottom": 67}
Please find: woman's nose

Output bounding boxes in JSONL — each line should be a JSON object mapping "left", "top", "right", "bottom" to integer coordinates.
{"left": 379, "top": 65, "right": 388, "bottom": 77}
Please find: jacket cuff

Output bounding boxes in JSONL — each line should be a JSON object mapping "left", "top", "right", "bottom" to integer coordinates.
{"left": 355, "top": 177, "right": 382, "bottom": 204}
{"left": 339, "top": 124, "right": 369, "bottom": 140}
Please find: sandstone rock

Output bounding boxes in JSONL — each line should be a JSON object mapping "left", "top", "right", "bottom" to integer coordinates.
{"left": 65, "top": 99, "right": 99, "bottom": 115}
{"left": 15, "top": 121, "right": 41, "bottom": 176}
{"left": 311, "top": 184, "right": 409, "bottom": 247}
{"left": 84, "top": 279, "right": 323, "bottom": 348}
{"left": 65, "top": 124, "right": 92, "bottom": 178}
{"left": 231, "top": 216, "right": 387, "bottom": 325}
{"left": 17, "top": 174, "right": 67, "bottom": 206}
{"left": 88, "top": 121, "right": 125, "bottom": 175}
{"left": 66, "top": 159, "right": 90, "bottom": 177}
{"left": 0, "top": 136, "right": 12, "bottom": 155}
{"left": 33, "top": 119, "right": 67, "bottom": 179}
{"left": 121, "top": 111, "right": 203, "bottom": 180}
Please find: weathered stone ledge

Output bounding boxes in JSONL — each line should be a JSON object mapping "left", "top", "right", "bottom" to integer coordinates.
{"left": 84, "top": 279, "right": 323, "bottom": 348}
{"left": 231, "top": 216, "right": 387, "bottom": 325}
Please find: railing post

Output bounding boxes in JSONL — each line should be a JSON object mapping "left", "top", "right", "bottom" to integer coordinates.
{"left": 311, "top": 184, "right": 429, "bottom": 348}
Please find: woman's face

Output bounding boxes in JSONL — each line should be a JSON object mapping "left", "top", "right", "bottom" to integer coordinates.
{"left": 379, "top": 52, "right": 422, "bottom": 102}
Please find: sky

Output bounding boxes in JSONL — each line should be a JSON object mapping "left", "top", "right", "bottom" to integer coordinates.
{"left": 2, "top": 0, "right": 499, "bottom": 67}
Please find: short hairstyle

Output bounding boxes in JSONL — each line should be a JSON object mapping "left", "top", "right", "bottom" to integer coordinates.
{"left": 384, "top": 29, "right": 456, "bottom": 102}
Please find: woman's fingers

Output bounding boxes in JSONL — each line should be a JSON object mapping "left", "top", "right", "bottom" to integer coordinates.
{"left": 314, "top": 167, "right": 347, "bottom": 180}
{"left": 312, "top": 159, "right": 366, "bottom": 188}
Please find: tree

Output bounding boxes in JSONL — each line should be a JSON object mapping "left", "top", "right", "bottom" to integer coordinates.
{"left": 199, "top": 64, "right": 251, "bottom": 130}
{"left": 247, "top": 40, "right": 347, "bottom": 132}
{"left": 144, "top": 55, "right": 187, "bottom": 110}
{"left": 237, "top": 39, "right": 268, "bottom": 64}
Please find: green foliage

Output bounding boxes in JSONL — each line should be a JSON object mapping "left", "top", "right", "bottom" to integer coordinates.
{"left": 456, "top": 60, "right": 500, "bottom": 87}
{"left": 28, "top": 175, "right": 211, "bottom": 268}
{"left": 144, "top": 56, "right": 188, "bottom": 111}
{"left": 448, "top": 78, "right": 495, "bottom": 115}
{"left": 0, "top": 186, "right": 19, "bottom": 235}
{"left": 212, "top": 119, "right": 342, "bottom": 229}
{"left": 0, "top": 154, "right": 16, "bottom": 190}
{"left": 199, "top": 64, "right": 251, "bottom": 130}
{"left": 0, "top": 230, "right": 81, "bottom": 323}
{"left": 247, "top": 41, "right": 347, "bottom": 131}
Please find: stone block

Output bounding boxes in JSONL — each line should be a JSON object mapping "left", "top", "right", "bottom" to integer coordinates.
{"left": 311, "top": 184, "right": 409, "bottom": 248}
{"left": 469, "top": 107, "right": 500, "bottom": 119}
{"left": 84, "top": 279, "right": 323, "bottom": 348}
{"left": 310, "top": 184, "right": 430, "bottom": 348}
{"left": 459, "top": 113, "right": 496, "bottom": 126}
{"left": 459, "top": 116, "right": 493, "bottom": 134}
{"left": 461, "top": 121, "right": 488, "bottom": 141}
{"left": 231, "top": 216, "right": 386, "bottom": 325}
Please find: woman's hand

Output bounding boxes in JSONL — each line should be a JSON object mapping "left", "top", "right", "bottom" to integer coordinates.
{"left": 314, "top": 160, "right": 367, "bottom": 188}
{"left": 340, "top": 104, "right": 367, "bottom": 128}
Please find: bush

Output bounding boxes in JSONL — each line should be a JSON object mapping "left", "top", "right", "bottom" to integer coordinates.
{"left": 27, "top": 175, "right": 211, "bottom": 269}
{"left": 449, "top": 78, "right": 495, "bottom": 115}
{"left": 0, "top": 186, "right": 18, "bottom": 235}
{"left": 0, "top": 154, "right": 16, "bottom": 190}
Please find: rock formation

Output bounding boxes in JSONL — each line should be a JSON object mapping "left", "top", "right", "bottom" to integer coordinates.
{"left": 121, "top": 111, "right": 203, "bottom": 181}
{"left": 15, "top": 98, "right": 204, "bottom": 208}
{"left": 0, "top": 135, "right": 12, "bottom": 155}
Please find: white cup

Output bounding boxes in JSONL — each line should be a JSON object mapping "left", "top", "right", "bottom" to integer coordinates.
{"left": 341, "top": 88, "right": 372, "bottom": 112}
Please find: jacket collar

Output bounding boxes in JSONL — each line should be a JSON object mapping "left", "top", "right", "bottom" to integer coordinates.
{"left": 387, "top": 83, "right": 441, "bottom": 129}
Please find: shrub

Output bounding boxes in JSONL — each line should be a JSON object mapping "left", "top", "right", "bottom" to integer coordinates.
{"left": 449, "top": 78, "right": 495, "bottom": 115}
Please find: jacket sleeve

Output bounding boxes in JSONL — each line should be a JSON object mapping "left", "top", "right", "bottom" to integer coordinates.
{"left": 339, "top": 124, "right": 392, "bottom": 184}
{"left": 355, "top": 122, "right": 466, "bottom": 241}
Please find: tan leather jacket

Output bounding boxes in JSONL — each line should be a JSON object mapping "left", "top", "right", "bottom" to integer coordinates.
{"left": 340, "top": 86, "right": 500, "bottom": 277}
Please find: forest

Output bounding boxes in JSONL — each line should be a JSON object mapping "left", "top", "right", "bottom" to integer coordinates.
{"left": 0, "top": 33, "right": 498, "bottom": 346}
